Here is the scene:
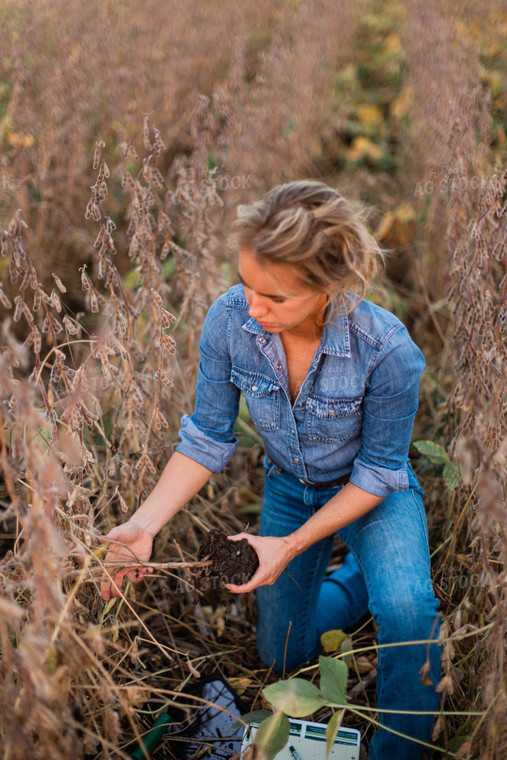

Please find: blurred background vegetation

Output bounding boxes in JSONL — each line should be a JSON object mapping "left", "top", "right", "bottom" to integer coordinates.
{"left": 0, "top": 0, "right": 505, "bottom": 758}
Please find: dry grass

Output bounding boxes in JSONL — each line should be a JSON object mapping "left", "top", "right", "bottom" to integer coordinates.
{"left": 0, "top": 0, "right": 506, "bottom": 758}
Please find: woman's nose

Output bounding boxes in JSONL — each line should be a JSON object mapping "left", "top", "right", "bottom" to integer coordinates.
{"left": 248, "top": 293, "right": 267, "bottom": 319}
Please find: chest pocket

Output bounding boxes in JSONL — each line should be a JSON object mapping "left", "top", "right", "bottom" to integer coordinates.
{"left": 307, "top": 395, "right": 362, "bottom": 443}
{"left": 231, "top": 367, "right": 281, "bottom": 431}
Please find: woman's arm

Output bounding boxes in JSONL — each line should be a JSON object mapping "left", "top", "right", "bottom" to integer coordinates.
{"left": 225, "top": 482, "right": 382, "bottom": 593}
{"left": 129, "top": 451, "right": 213, "bottom": 534}
{"left": 100, "top": 452, "right": 212, "bottom": 600}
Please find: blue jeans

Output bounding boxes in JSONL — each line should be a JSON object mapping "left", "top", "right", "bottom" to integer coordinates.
{"left": 255, "top": 459, "right": 442, "bottom": 760}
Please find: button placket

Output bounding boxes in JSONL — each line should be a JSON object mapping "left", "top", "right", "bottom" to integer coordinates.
{"left": 260, "top": 334, "right": 290, "bottom": 402}
{"left": 286, "top": 406, "right": 307, "bottom": 480}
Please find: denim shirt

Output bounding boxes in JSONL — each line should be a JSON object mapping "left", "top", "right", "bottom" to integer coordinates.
{"left": 176, "top": 284, "right": 425, "bottom": 497}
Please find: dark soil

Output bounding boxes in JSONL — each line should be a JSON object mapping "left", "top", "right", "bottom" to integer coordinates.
{"left": 197, "top": 529, "right": 259, "bottom": 603}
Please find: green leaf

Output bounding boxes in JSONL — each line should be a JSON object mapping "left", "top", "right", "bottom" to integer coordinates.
{"left": 319, "top": 656, "right": 348, "bottom": 705}
{"left": 263, "top": 678, "right": 326, "bottom": 717}
{"left": 443, "top": 462, "right": 460, "bottom": 490}
{"left": 253, "top": 711, "right": 290, "bottom": 760}
{"left": 340, "top": 637, "right": 353, "bottom": 668}
{"left": 230, "top": 709, "right": 273, "bottom": 730}
{"left": 413, "top": 440, "right": 449, "bottom": 465}
{"left": 326, "top": 710, "right": 344, "bottom": 758}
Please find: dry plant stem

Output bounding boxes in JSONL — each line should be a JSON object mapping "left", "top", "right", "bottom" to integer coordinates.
{"left": 173, "top": 538, "right": 213, "bottom": 640}
{"left": 347, "top": 668, "right": 377, "bottom": 698}
{"left": 103, "top": 560, "right": 210, "bottom": 570}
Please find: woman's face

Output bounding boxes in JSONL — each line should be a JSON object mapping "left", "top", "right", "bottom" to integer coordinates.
{"left": 237, "top": 247, "right": 328, "bottom": 337}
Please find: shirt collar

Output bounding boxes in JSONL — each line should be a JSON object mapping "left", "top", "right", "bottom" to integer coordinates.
{"left": 241, "top": 311, "right": 352, "bottom": 358}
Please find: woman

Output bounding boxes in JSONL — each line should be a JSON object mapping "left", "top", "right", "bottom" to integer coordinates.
{"left": 101, "top": 181, "right": 442, "bottom": 760}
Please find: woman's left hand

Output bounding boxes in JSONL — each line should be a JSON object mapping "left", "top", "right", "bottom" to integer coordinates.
{"left": 224, "top": 533, "right": 296, "bottom": 593}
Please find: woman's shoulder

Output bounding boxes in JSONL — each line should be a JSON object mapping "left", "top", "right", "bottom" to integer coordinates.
{"left": 207, "top": 284, "right": 248, "bottom": 313}
{"left": 202, "top": 284, "right": 248, "bottom": 331}
{"left": 348, "top": 298, "right": 423, "bottom": 364}
{"left": 349, "top": 298, "right": 409, "bottom": 342}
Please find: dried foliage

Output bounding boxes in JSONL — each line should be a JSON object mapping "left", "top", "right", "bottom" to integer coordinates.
{"left": 0, "top": 121, "right": 231, "bottom": 759}
{"left": 0, "top": 0, "right": 506, "bottom": 758}
{"left": 402, "top": 1, "right": 507, "bottom": 756}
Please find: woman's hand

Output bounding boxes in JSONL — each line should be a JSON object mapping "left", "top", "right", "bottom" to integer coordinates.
{"left": 224, "top": 533, "right": 296, "bottom": 594}
{"left": 100, "top": 521, "right": 155, "bottom": 601}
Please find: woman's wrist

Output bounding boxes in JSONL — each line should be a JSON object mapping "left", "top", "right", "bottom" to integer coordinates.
{"left": 129, "top": 523, "right": 156, "bottom": 539}
{"left": 284, "top": 531, "right": 306, "bottom": 560}
{"left": 129, "top": 502, "right": 166, "bottom": 538}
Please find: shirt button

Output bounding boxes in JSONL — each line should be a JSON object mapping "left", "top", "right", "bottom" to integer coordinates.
{"left": 251, "top": 385, "right": 258, "bottom": 391}
{"left": 276, "top": 363, "right": 282, "bottom": 370}
{"left": 293, "top": 457, "right": 299, "bottom": 463}
{"left": 258, "top": 337, "right": 266, "bottom": 344}
{"left": 329, "top": 410, "right": 335, "bottom": 416}
{"left": 290, "top": 429, "right": 295, "bottom": 435}
{"left": 298, "top": 402, "right": 304, "bottom": 407}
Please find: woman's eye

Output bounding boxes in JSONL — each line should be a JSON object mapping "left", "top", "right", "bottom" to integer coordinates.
{"left": 270, "top": 297, "right": 286, "bottom": 304}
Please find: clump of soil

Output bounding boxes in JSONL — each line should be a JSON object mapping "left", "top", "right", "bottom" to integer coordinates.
{"left": 197, "top": 529, "right": 259, "bottom": 602}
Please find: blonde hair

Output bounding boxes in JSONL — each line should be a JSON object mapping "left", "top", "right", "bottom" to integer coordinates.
{"left": 229, "top": 180, "right": 384, "bottom": 317}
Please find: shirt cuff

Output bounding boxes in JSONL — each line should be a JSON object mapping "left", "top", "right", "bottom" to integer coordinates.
{"left": 175, "top": 414, "right": 238, "bottom": 473}
{"left": 350, "top": 457, "right": 409, "bottom": 498}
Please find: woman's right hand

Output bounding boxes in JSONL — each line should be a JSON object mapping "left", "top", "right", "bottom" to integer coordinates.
{"left": 100, "top": 521, "right": 155, "bottom": 601}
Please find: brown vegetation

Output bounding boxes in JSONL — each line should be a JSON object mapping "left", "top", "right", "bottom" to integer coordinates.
{"left": 0, "top": 0, "right": 505, "bottom": 758}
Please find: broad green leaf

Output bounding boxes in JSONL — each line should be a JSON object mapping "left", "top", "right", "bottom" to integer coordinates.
{"left": 319, "top": 656, "right": 348, "bottom": 705}
{"left": 263, "top": 678, "right": 326, "bottom": 717}
{"left": 340, "top": 636, "right": 353, "bottom": 668}
{"left": 231, "top": 709, "right": 273, "bottom": 730}
{"left": 413, "top": 440, "right": 449, "bottom": 465}
{"left": 326, "top": 710, "right": 344, "bottom": 758}
{"left": 320, "top": 629, "right": 347, "bottom": 654}
{"left": 443, "top": 461, "right": 460, "bottom": 490}
{"left": 253, "top": 711, "right": 290, "bottom": 760}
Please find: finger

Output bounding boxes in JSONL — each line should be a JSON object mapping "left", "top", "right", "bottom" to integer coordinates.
{"left": 126, "top": 568, "right": 145, "bottom": 582}
{"left": 101, "top": 579, "right": 118, "bottom": 601}
{"left": 126, "top": 565, "right": 154, "bottom": 582}
{"left": 228, "top": 533, "right": 260, "bottom": 552}
{"left": 225, "top": 567, "right": 266, "bottom": 594}
{"left": 101, "top": 583, "right": 111, "bottom": 601}
{"left": 111, "top": 576, "right": 126, "bottom": 598}
{"left": 100, "top": 569, "right": 117, "bottom": 601}
{"left": 103, "top": 571, "right": 127, "bottom": 599}
{"left": 225, "top": 578, "right": 258, "bottom": 593}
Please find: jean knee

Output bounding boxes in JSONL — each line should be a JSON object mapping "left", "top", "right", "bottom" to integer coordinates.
{"left": 375, "top": 590, "right": 440, "bottom": 643}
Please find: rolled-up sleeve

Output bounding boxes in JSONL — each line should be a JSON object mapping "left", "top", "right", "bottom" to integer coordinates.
{"left": 350, "top": 326, "right": 425, "bottom": 497}
{"left": 175, "top": 295, "right": 241, "bottom": 472}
